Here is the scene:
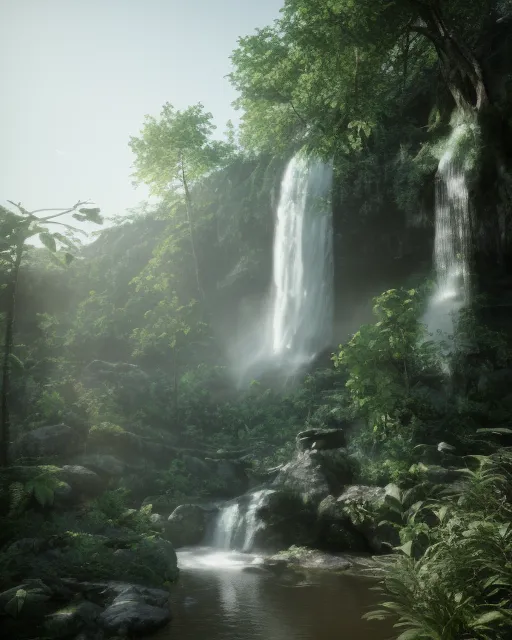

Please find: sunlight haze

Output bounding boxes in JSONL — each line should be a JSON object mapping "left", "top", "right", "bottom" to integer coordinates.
{"left": 1, "top": 0, "right": 283, "bottom": 221}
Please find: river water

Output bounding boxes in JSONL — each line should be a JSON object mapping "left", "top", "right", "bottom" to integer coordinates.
{"left": 153, "top": 548, "right": 394, "bottom": 640}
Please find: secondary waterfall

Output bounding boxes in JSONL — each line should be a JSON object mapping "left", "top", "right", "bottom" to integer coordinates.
{"left": 424, "top": 122, "right": 473, "bottom": 339}
{"left": 270, "top": 152, "right": 334, "bottom": 368}
{"left": 211, "top": 490, "right": 273, "bottom": 552}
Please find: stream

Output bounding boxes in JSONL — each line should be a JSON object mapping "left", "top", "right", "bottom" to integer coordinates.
{"left": 152, "top": 547, "right": 394, "bottom": 640}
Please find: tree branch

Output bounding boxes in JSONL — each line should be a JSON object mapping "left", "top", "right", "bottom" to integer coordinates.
{"left": 37, "top": 200, "right": 92, "bottom": 222}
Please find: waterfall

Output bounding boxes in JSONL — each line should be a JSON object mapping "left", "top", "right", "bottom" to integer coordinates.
{"left": 233, "top": 151, "right": 334, "bottom": 384}
{"left": 424, "top": 122, "right": 473, "bottom": 339}
{"left": 270, "top": 152, "right": 334, "bottom": 368}
{"left": 210, "top": 490, "right": 273, "bottom": 553}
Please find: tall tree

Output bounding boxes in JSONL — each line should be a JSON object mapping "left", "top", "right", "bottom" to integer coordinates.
{"left": 129, "top": 103, "right": 234, "bottom": 300}
{"left": 0, "top": 201, "right": 102, "bottom": 466}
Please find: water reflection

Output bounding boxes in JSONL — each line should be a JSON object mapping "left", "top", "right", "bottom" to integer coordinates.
{"left": 152, "top": 548, "right": 394, "bottom": 640}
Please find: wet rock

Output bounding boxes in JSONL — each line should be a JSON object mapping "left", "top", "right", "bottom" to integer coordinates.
{"left": 98, "top": 585, "right": 170, "bottom": 636}
{"left": 61, "top": 581, "right": 169, "bottom": 609}
{"left": 166, "top": 504, "right": 211, "bottom": 547}
{"left": 271, "top": 546, "right": 353, "bottom": 572}
{"left": 273, "top": 452, "right": 330, "bottom": 505}
{"left": 252, "top": 489, "right": 318, "bottom": 551}
{"left": 15, "top": 424, "right": 84, "bottom": 459}
{"left": 296, "top": 428, "right": 346, "bottom": 452}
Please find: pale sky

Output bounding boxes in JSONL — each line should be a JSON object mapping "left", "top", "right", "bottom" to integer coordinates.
{"left": 0, "top": 0, "right": 283, "bottom": 229}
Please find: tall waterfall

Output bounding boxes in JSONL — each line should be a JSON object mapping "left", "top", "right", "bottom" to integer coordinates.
{"left": 270, "top": 152, "right": 334, "bottom": 368}
{"left": 210, "top": 490, "right": 272, "bottom": 553}
{"left": 424, "top": 122, "right": 473, "bottom": 338}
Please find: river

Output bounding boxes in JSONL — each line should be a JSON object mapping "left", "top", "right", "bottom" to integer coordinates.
{"left": 152, "top": 547, "right": 394, "bottom": 640}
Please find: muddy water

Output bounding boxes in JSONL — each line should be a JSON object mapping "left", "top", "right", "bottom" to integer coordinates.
{"left": 153, "top": 548, "right": 395, "bottom": 640}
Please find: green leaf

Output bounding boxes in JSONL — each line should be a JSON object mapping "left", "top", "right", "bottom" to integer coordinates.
{"left": 34, "top": 483, "right": 55, "bottom": 506}
{"left": 396, "top": 540, "right": 413, "bottom": 557}
{"left": 75, "top": 207, "right": 103, "bottom": 224}
{"left": 9, "top": 353, "right": 24, "bottom": 372}
{"left": 39, "top": 232, "right": 56, "bottom": 252}
{"left": 4, "top": 589, "right": 27, "bottom": 618}
{"left": 396, "top": 630, "right": 422, "bottom": 640}
{"left": 472, "top": 610, "right": 506, "bottom": 627}
{"left": 64, "top": 252, "right": 74, "bottom": 265}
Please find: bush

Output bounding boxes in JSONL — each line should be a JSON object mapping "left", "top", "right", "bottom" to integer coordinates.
{"left": 366, "top": 449, "right": 512, "bottom": 639}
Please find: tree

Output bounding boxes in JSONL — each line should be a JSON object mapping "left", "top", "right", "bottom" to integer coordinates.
{"left": 129, "top": 103, "right": 234, "bottom": 300}
{"left": 230, "top": 0, "right": 511, "bottom": 151}
{"left": 0, "top": 201, "right": 102, "bottom": 466}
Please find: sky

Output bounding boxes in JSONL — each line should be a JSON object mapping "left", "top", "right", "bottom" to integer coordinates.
{"left": 0, "top": 0, "right": 283, "bottom": 231}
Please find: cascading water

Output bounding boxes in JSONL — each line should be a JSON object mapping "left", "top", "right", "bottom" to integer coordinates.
{"left": 424, "top": 121, "right": 474, "bottom": 340}
{"left": 210, "top": 490, "right": 273, "bottom": 553}
{"left": 232, "top": 151, "right": 334, "bottom": 383}
{"left": 270, "top": 153, "right": 334, "bottom": 367}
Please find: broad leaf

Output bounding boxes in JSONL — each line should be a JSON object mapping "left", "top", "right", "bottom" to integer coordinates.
{"left": 4, "top": 589, "right": 27, "bottom": 618}
{"left": 39, "top": 232, "right": 57, "bottom": 252}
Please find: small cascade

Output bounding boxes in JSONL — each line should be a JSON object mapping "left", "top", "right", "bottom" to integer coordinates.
{"left": 424, "top": 120, "right": 474, "bottom": 340}
{"left": 211, "top": 502, "right": 241, "bottom": 550}
{"left": 210, "top": 490, "right": 273, "bottom": 553}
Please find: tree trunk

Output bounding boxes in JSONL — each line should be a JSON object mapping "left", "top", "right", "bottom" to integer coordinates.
{"left": 172, "top": 345, "right": 179, "bottom": 420}
{"left": 180, "top": 156, "right": 204, "bottom": 302}
{"left": 410, "top": 1, "right": 489, "bottom": 113}
{"left": 0, "top": 247, "right": 23, "bottom": 467}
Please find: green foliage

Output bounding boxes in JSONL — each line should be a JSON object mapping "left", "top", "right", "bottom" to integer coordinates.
{"left": 129, "top": 102, "right": 234, "bottom": 196}
{"left": 334, "top": 287, "right": 441, "bottom": 443}
{"left": 366, "top": 450, "right": 512, "bottom": 639}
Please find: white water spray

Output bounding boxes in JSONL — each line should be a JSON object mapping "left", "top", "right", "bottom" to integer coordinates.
{"left": 210, "top": 490, "right": 273, "bottom": 553}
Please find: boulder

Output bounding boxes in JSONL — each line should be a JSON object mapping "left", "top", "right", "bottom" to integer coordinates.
{"left": 296, "top": 428, "right": 346, "bottom": 452}
{"left": 61, "top": 581, "right": 169, "bottom": 609}
{"left": 73, "top": 454, "right": 125, "bottom": 477}
{"left": 317, "top": 495, "right": 368, "bottom": 552}
{"left": 252, "top": 489, "right": 318, "bottom": 551}
{"left": 149, "top": 513, "right": 166, "bottom": 532}
{"left": 273, "top": 452, "right": 330, "bottom": 505}
{"left": 58, "top": 466, "right": 104, "bottom": 498}
{"left": 273, "top": 449, "right": 356, "bottom": 505}
{"left": 166, "top": 504, "right": 211, "bottom": 547}
{"left": 270, "top": 546, "right": 353, "bottom": 572}
{"left": 15, "top": 424, "right": 84, "bottom": 459}
{"left": 113, "top": 537, "right": 178, "bottom": 583}
{"left": 98, "top": 585, "right": 170, "bottom": 636}
{"left": 334, "top": 485, "right": 399, "bottom": 553}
